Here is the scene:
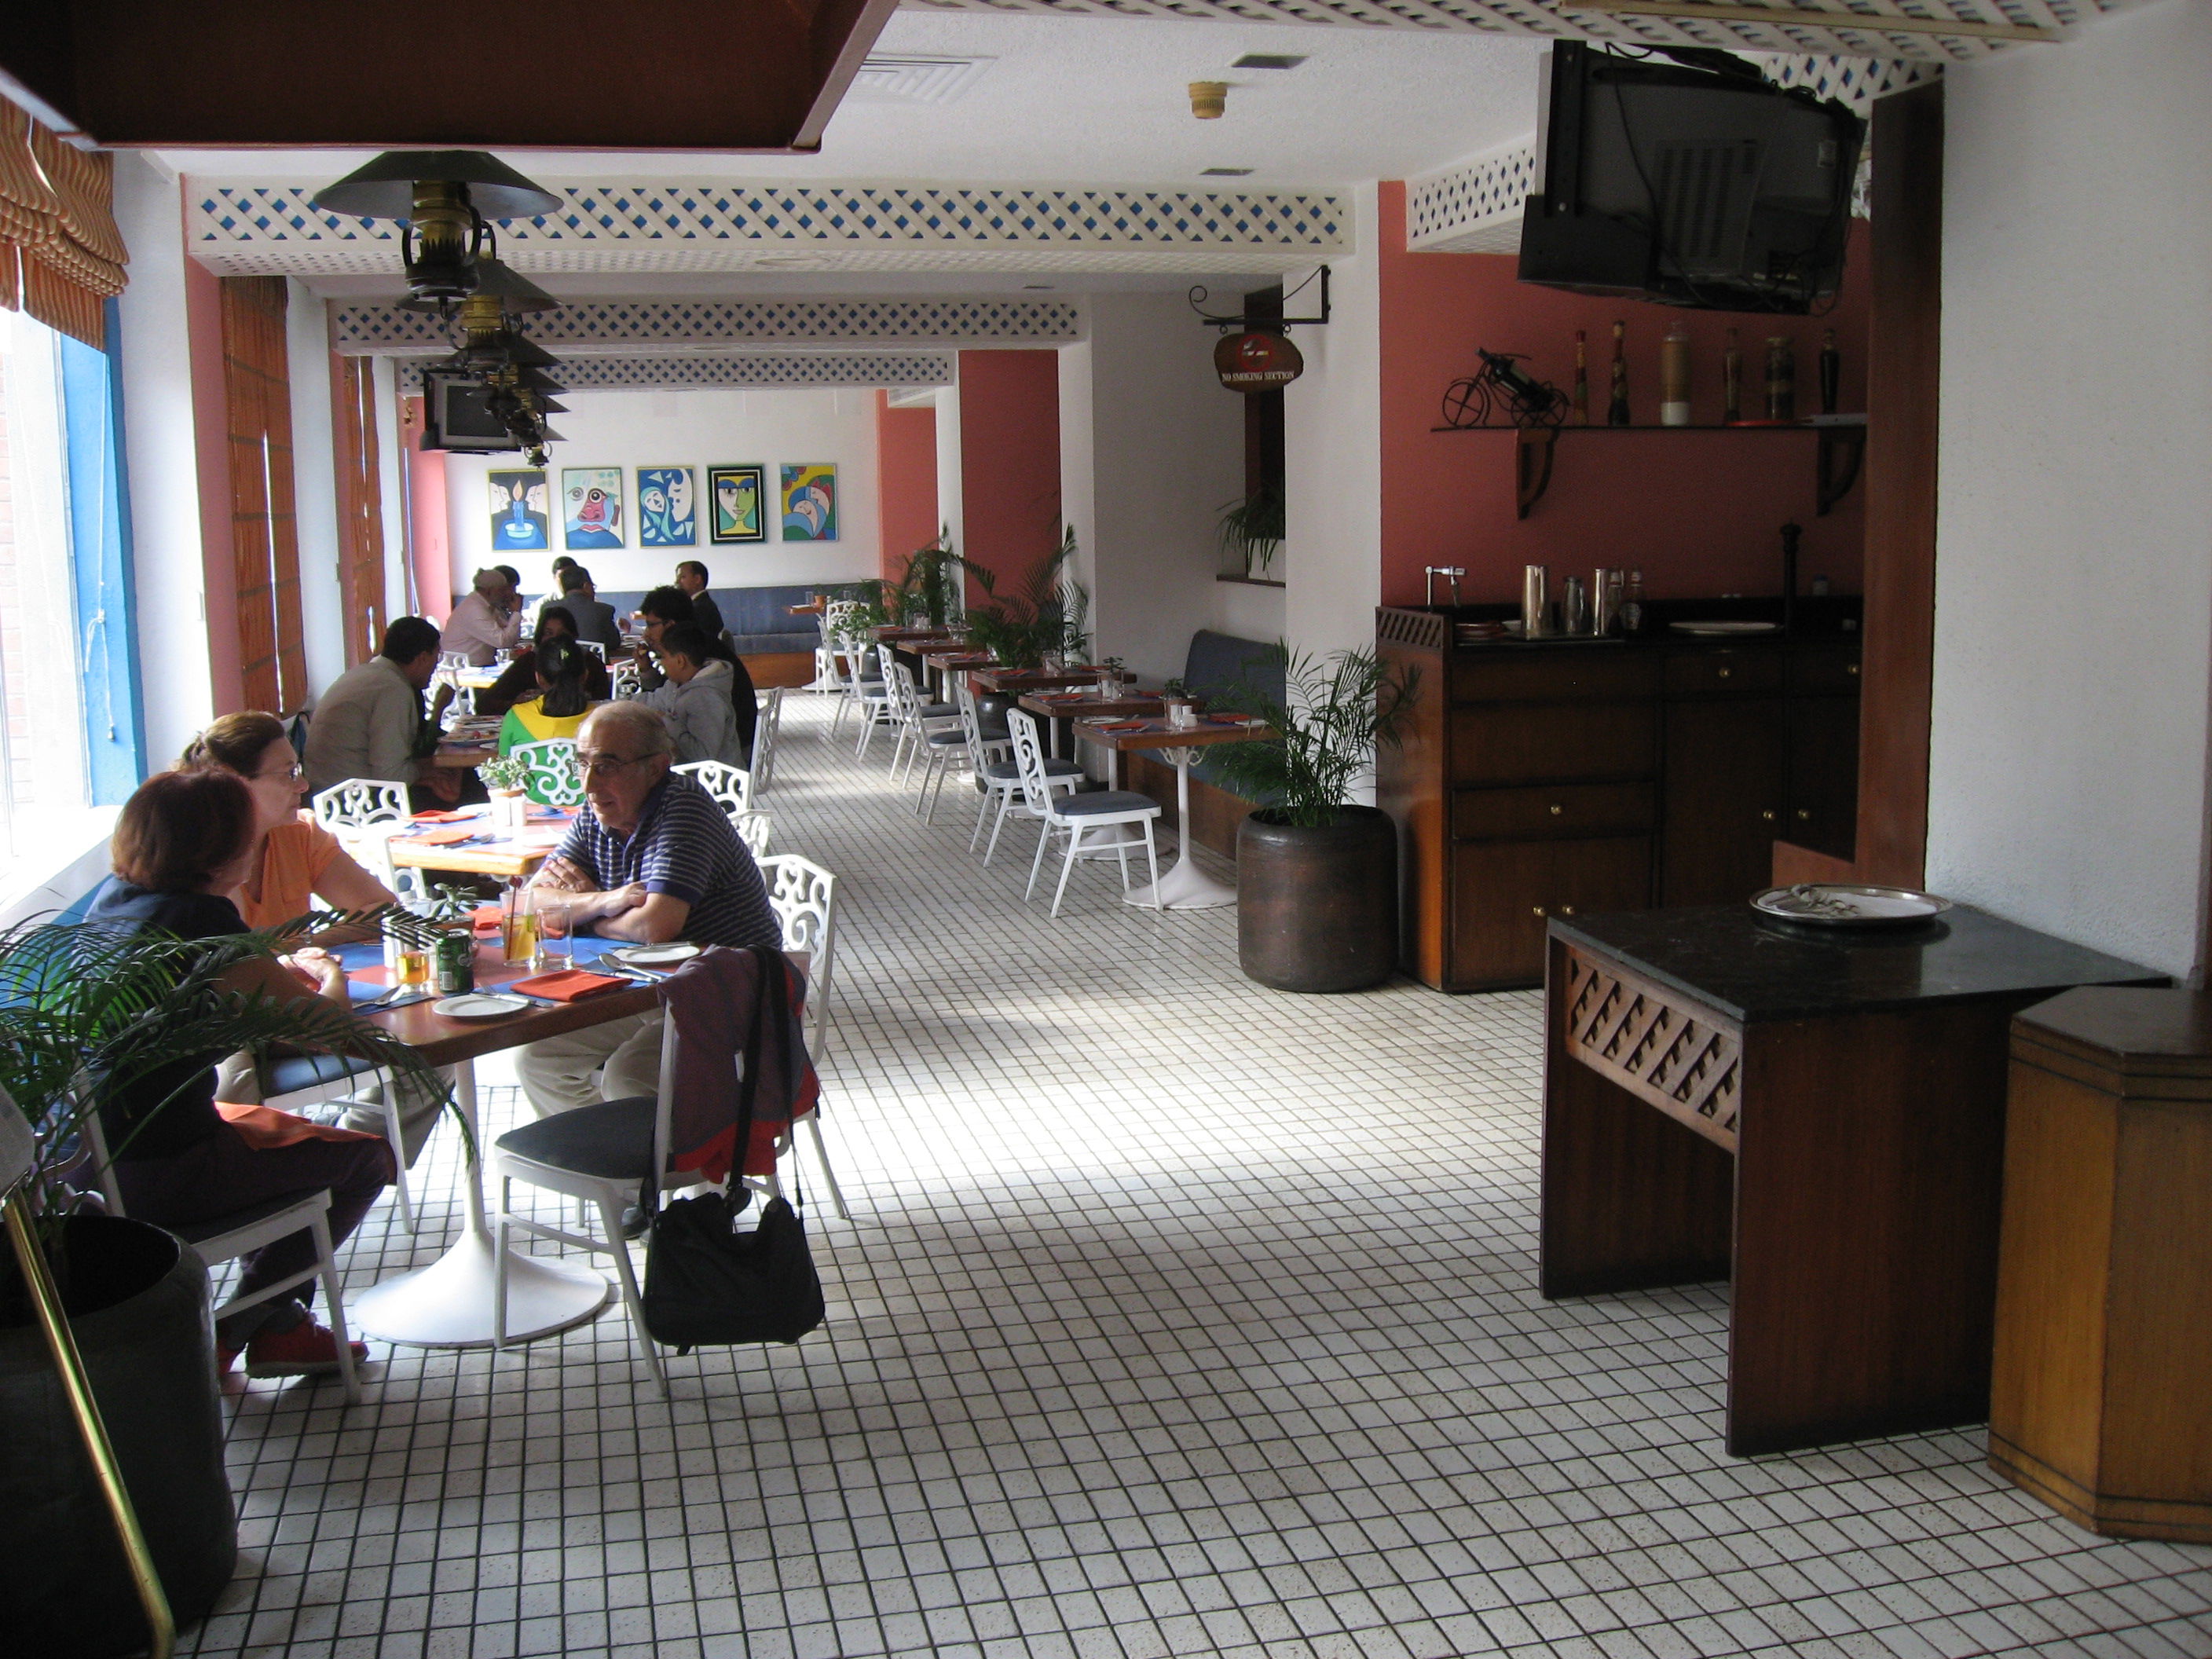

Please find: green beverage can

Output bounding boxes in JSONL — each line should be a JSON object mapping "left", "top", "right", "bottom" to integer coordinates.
{"left": 434, "top": 931, "right": 475, "bottom": 994}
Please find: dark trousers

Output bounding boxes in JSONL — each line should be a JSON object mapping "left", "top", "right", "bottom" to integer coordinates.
{"left": 115, "top": 1124, "right": 394, "bottom": 1345}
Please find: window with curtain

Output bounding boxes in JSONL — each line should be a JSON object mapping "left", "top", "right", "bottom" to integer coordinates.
{"left": 220, "top": 275, "right": 308, "bottom": 713}
{"left": 0, "top": 97, "right": 128, "bottom": 351}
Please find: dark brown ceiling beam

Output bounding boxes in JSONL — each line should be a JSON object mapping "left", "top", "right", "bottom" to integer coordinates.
{"left": 0, "top": 0, "right": 899, "bottom": 152}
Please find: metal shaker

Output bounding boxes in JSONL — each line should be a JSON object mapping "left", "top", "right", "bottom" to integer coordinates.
{"left": 1592, "top": 567, "right": 1621, "bottom": 635}
{"left": 1562, "top": 576, "right": 1590, "bottom": 636}
{"left": 1522, "top": 564, "right": 1551, "bottom": 638}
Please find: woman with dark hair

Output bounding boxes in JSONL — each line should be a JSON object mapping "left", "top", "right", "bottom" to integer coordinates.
{"left": 82, "top": 770, "right": 397, "bottom": 1379}
{"left": 180, "top": 711, "right": 396, "bottom": 931}
{"left": 477, "top": 603, "right": 610, "bottom": 716}
{"left": 497, "top": 635, "right": 598, "bottom": 763}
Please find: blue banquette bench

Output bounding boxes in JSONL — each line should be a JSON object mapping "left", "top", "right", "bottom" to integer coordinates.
{"left": 1124, "top": 629, "right": 1281, "bottom": 859}
{"left": 591, "top": 583, "right": 823, "bottom": 657}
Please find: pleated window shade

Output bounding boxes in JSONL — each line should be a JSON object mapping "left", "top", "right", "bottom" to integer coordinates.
{"left": 0, "top": 98, "right": 128, "bottom": 349}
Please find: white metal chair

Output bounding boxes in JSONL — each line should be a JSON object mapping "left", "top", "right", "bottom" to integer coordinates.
{"left": 260, "top": 1055, "right": 422, "bottom": 1233}
{"left": 969, "top": 685, "right": 1080, "bottom": 862}
{"left": 756, "top": 853, "right": 849, "bottom": 1219}
{"left": 577, "top": 639, "right": 609, "bottom": 661}
{"left": 731, "top": 809, "right": 773, "bottom": 864}
{"left": 752, "top": 687, "right": 786, "bottom": 790}
{"left": 82, "top": 1111, "right": 363, "bottom": 1404}
{"left": 610, "top": 660, "right": 642, "bottom": 699}
{"left": 1008, "top": 709, "right": 1163, "bottom": 916}
{"left": 846, "top": 642, "right": 896, "bottom": 757}
{"left": 887, "top": 661, "right": 963, "bottom": 795}
{"left": 510, "top": 738, "right": 584, "bottom": 807}
{"left": 309, "top": 778, "right": 426, "bottom": 903}
{"left": 672, "top": 759, "right": 753, "bottom": 817}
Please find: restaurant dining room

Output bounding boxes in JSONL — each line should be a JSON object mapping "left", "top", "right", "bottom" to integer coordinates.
{"left": 1, "top": 1, "right": 2210, "bottom": 1656}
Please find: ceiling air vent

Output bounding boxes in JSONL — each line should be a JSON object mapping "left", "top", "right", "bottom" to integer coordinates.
{"left": 1232, "top": 54, "right": 1307, "bottom": 70}
{"left": 845, "top": 55, "right": 996, "bottom": 105}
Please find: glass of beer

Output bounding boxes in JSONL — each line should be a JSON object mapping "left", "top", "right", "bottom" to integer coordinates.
{"left": 502, "top": 907, "right": 539, "bottom": 965}
{"left": 395, "top": 945, "right": 431, "bottom": 988}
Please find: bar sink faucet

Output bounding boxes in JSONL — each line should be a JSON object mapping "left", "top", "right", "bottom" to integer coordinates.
{"left": 1425, "top": 566, "right": 1467, "bottom": 609}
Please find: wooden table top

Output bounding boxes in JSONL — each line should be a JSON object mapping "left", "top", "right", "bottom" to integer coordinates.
{"left": 386, "top": 809, "right": 573, "bottom": 877}
{"left": 970, "top": 666, "right": 1130, "bottom": 694}
{"left": 876, "top": 627, "right": 960, "bottom": 644}
{"left": 1016, "top": 691, "right": 1166, "bottom": 720}
{"left": 923, "top": 649, "right": 1000, "bottom": 671}
{"left": 1072, "top": 716, "right": 1272, "bottom": 753}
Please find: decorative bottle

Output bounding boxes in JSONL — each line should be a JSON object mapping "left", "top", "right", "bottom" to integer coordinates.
{"left": 1659, "top": 322, "right": 1691, "bottom": 427}
{"left": 1722, "top": 328, "right": 1742, "bottom": 424}
{"left": 1572, "top": 329, "right": 1590, "bottom": 426}
{"left": 1607, "top": 321, "right": 1631, "bottom": 426}
{"left": 1621, "top": 569, "right": 1645, "bottom": 636}
{"left": 1818, "top": 328, "right": 1841, "bottom": 416}
{"left": 1764, "top": 336, "right": 1796, "bottom": 421}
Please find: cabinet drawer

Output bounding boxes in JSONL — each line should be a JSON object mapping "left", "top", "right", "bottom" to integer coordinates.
{"left": 1454, "top": 782, "right": 1656, "bottom": 841}
{"left": 1663, "top": 648, "right": 1785, "bottom": 696}
{"left": 1449, "top": 702, "right": 1657, "bottom": 786}
{"left": 1451, "top": 651, "right": 1658, "bottom": 705}
{"left": 1790, "top": 647, "right": 1863, "bottom": 694}
{"left": 1448, "top": 836, "right": 1654, "bottom": 988}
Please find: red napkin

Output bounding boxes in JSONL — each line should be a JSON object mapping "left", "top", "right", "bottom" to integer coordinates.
{"left": 397, "top": 826, "right": 478, "bottom": 846}
{"left": 471, "top": 904, "right": 503, "bottom": 932}
{"left": 509, "top": 969, "right": 632, "bottom": 1002}
{"left": 1097, "top": 720, "right": 1149, "bottom": 733}
{"left": 411, "top": 809, "right": 476, "bottom": 823}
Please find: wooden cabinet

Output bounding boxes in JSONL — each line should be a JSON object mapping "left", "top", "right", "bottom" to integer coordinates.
{"left": 1378, "top": 606, "right": 1861, "bottom": 991}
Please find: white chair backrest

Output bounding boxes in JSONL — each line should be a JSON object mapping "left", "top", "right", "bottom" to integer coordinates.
{"left": 673, "top": 759, "right": 753, "bottom": 816}
{"left": 610, "top": 660, "right": 642, "bottom": 698}
{"left": 822, "top": 599, "right": 863, "bottom": 638}
{"left": 956, "top": 681, "right": 1002, "bottom": 777}
{"left": 438, "top": 650, "right": 472, "bottom": 672}
{"left": 1005, "top": 709, "right": 1057, "bottom": 815}
{"left": 752, "top": 687, "right": 785, "bottom": 789}
{"left": 835, "top": 634, "right": 873, "bottom": 698}
{"left": 313, "top": 778, "right": 409, "bottom": 831}
{"left": 888, "top": 661, "right": 922, "bottom": 726}
{"left": 757, "top": 854, "right": 836, "bottom": 1006}
{"left": 730, "top": 809, "right": 772, "bottom": 863}
{"left": 578, "top": 639, "right": 609, "bottom": 661}
{"left": 511, "top": 738, "right": 584, "bottom": 807}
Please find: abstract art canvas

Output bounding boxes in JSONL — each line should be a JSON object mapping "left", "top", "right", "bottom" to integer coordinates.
{"left": 708, "top": 464, "right": 767, "bottom": 544}
{"left": 488, "top": 469, "right": 548, "bottom": 551}
{"left": 636, "top": 466, "right": 697, "bottom": 547}
{"left": 561, "top": 467, "right": 624, "bottom": 549}
{"left": 780, "top": 463, "right": 837, "bottom": 541}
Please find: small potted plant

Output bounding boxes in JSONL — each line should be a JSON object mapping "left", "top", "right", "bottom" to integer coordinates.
{"left": 481, "top": 753, "right": 529, "bottom": 826}
{"left": 1203, "top": 644, "right": 1418, "bottom": 993}
{"left": 1159, "top": 677, "right": 1197, "bottom": 730}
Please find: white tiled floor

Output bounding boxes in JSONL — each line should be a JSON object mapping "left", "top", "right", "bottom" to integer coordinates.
{"left": 185, "top": 695, "right": 2212, "bottom": 1659}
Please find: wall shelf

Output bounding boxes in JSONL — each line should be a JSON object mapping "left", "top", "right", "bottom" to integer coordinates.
{"left": 1431, "top": 419, "right": 1869, "bottom": 521}
{"left": 1217, "top": 573, "right": 1287, "bottom": 588}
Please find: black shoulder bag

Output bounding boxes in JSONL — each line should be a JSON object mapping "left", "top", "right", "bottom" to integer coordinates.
{"left": 641, "top": 947, "right": 825, "bottom": 1351}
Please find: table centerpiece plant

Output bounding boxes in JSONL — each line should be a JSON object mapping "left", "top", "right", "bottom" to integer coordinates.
{"left": 0, "top": 910, "right": 451, "bottom": 1654}
{"left": 1201, "top": 643, "right": 1418, "bottom": 992}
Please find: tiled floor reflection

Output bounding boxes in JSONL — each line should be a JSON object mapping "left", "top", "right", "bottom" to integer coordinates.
{"left": 181, "top": 694, "right": 2212, "bottom": 1659}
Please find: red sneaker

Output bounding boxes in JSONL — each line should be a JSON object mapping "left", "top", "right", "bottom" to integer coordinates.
{"left": 243, "top": 1320, "right": 369, "bottom": 1379}
{"left": 214, "top": 1344, "right": 241, "bottom": 1375}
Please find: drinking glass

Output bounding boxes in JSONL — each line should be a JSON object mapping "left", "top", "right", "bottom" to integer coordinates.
{"left": 395, "top": 947, "right": 431, "bottom": 988}
{"left": 502, "top": 909, "right": 540, "bottom": 966}
{"left": 540, "top": 899, "right": 573, "bottom": 970}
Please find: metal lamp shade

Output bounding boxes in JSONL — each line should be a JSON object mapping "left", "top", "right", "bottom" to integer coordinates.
{"left": 397, "top": 255, "right": 558, "bottom": 315}
{"left": 310, "top": 151, "right": 559, "bottom": 222}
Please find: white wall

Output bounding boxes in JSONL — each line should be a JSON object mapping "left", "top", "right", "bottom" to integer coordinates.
{"left": 1060, "top": 291, "right": 1247, "bottom": 683}
{"left": 110, "top": 153, "right": 214, "bottom": 768}
{"left": 933, "top": 382, "right": 965, "bottom": 562}
{"left": 441, "top": 386, "right": 881, "bottom": 602}
{"left": 1928, "top": 0, "right": 2212, "bottom": 980}
{"left": 1282, "top": 185, "right": 1382, "bottom": 667}
{"left": 285, "top": 285, "right": 347, "bottom": 691}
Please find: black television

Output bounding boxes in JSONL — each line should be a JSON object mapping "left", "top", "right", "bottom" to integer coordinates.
{"left": 420, "top": 370, "right": 522, "bottom": 454}
{"left": 1518, "top": 42, "right": 1863, "bottom": 313}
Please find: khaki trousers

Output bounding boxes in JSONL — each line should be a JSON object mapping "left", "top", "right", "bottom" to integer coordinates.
{"left": 515, "top": 1008, "right": 665, "bottom": 1119}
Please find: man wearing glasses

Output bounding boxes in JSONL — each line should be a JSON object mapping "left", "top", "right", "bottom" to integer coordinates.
{"left": 516, "top": 703, "right": 780, "bottom": 1122}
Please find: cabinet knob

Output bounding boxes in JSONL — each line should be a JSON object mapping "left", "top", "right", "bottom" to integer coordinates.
{"left": 1559, "top": 905, "right": 1577, "bottom": 917}
{"left": 1796, "top": 808, "right": 1811, "bottom": 822}
{"left": 1716, "top": 667, "right": 1732, "bottom": 679}
{"left": 1760, "top": 809, "right": 1777, "bottom": 822}
{"left": 1532, "top": 905, "right": 1547, "bottom": 918}
{"left": 1846, "top": 662, "right": 1860, "bottom": 676}
{"left": 1549, "top": 803, "right": 1563, "bottom": 816}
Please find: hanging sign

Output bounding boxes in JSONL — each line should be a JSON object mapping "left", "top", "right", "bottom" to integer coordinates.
{"left": 1214, "top": 331, "right": 1303, "bottom": 393}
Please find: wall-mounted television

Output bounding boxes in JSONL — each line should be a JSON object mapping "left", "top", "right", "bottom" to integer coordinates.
{"left": 420, "top": 370, "right": 520, "bottom": 454}
{"left": 1518, "top": 42, "right": 1863, "bottom": 313}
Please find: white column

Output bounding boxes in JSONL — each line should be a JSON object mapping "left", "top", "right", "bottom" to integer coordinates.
{"left": 932, "top": 380, "right": 964, "bottom": 562}
{"left": 286, "top": 284, "right": 346, "bottom": 695}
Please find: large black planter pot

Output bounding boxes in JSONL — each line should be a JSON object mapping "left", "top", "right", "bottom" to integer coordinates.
{"left": 1237, "top": 805, "right": 1399, "bottom": 993}
{"left": 0, "top": 1215, "right": 236, "bottom": 1655}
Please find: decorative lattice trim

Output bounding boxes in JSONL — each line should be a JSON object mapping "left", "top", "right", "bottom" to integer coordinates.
{"left": 1565, "top": 948, "right": 1742, "bottom": 1152}
{"left": 399, "top": 352, "right": 956, "bottom": 394}
{"left": 336, "top": 298, "right": 1082, "bottom": 355}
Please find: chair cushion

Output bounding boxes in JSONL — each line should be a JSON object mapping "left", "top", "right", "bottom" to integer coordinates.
{"left": 1055, "top": 790, "right": 1160, "bottom": 817}
{"left": 262, "top": 1052, "right": 381, "bottom": 1097}
{"left": 925, "top": 731, "right": 967, "bottom": 746}
{"left": 985, "top": 759, "right": 1080, "bottom": 780}
{"left": 494, "top": 1096, "right": 657, "bottom": 1180}
{"left": 917, "top": 701, "right": 956, "bottom": 718}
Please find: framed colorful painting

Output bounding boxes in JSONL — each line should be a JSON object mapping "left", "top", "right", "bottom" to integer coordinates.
{"left": 636, "top": 466, "right": 697, "bottom": 547}
{"left": 707, "top": 464, "right": 766, "bottom": 544}
{"left": 488, "top": 469, "right": 548, "bottom": 551}
{"left": 561, "top": 467, "right": 624, "bottom": 549}
{"left": 779, "top": 463, "right": 838, "bottom": 542}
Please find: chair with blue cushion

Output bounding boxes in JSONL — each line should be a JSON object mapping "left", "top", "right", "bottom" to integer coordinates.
{"left": 1008, "top": 710, "right": 1162, "bottom": 916}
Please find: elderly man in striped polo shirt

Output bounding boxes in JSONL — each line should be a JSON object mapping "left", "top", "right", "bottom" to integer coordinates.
{"left": 517, "top": 701, "right": 782, "bottom": 1122}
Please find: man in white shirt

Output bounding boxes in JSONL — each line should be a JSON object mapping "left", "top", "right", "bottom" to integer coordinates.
{"left": 304, "top": 617, "right": 457, "bottom": 803}
{"left": 442, "top": 566, "right": 523, "bottom": 665}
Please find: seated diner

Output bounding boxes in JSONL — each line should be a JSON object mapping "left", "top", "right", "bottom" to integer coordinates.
{"left": 496, "top": 635, "right": 598, "bottom": 765}
{"left": 634, "top": 584, "right": 758, "bottom": 763}
{"left": 646, "top": 622, "right": 742, "bottom": 768}
{"left": 476, "top": 604, "right": 612, "bottom": 718}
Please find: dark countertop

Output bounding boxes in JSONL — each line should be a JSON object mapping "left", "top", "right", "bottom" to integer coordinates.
{"left": 2015, "top": 985, "right": 2212, "bottom": 1061}
{"left": 1551, "top": 903, "right": 2165, "bottom": 1025}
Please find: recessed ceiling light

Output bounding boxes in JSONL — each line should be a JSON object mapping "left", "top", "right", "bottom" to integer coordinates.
{"left": 1232, "top": 53, "right": 1306, "bottom": 70}
{"left": 1202, "top": 167, "right": 1254, "bottom": 178}
{"left": 1024, "top": 284, "right": 1054, "bottom": 290}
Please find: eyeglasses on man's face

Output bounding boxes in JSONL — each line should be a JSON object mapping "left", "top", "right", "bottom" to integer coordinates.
{"left": 578, "top": 751, "right": 654, "bottom": 776}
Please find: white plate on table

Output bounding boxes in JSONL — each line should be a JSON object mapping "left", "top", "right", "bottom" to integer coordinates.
{"left": 1751, "top": 884, "right": 1953, "bottom": 928}
{"left": 431, "top": 993, "right": 533, "bottom": 1020}
{"left": 610, "top": 943, "right": 702, "bottom": 968}
{"left": 1672, "top": 620, "right": 1779, "bottom": 636}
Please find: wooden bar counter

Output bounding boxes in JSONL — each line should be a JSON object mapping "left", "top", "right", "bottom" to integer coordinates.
{"left": 1543, "top": 904, "right": 2160, "bottom": 1456}
{"left": 1992, "top": 988, "right": 2212, "bottom": 1541}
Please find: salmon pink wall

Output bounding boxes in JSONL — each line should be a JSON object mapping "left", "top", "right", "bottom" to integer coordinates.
{"left": 1378, "top": 180, "right": 1870, "bottom": 606}
{"left": 875, "top": 390, "right": 939, "bottom": 580}
{"left": 958, "top": 350, "right": 1060, "bottom": 598}
{"left": 399, "top": 396, "right": 450, "bottom": 622}
{"left": 183, "top": 254, "right": 246, "bottom": 712}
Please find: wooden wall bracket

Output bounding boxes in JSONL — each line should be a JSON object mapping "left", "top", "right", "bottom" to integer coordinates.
{"left": 1515, "top": 427, "right": 1558, "bottom": 519}
{"left": 1817, "top": 425, "right": 1867, "bottom": 517}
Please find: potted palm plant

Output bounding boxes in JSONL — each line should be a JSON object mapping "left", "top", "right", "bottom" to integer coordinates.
{"left": 1203, "top": 644, "right": 1417, "bottom": 992}
{"left": 0, "top": 912, "right": 445, "bottom": 1655}
{"left": 955, "top": 528, "right": 1090, "bottom": 672}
